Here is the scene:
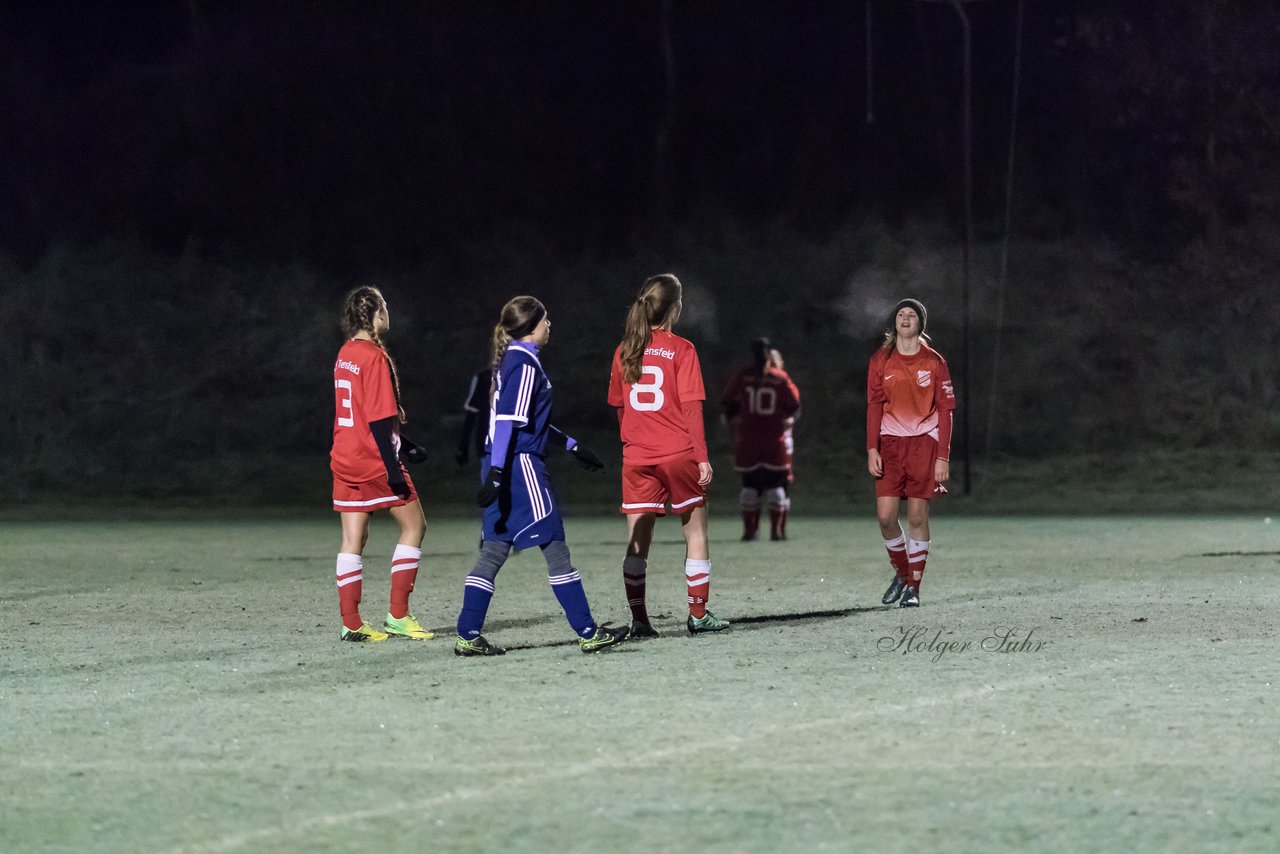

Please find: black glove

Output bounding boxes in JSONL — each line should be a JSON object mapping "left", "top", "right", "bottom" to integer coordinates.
{"left": 455, "top": 447, "right": 469, "bottom": 467}
{"left": 477, "top": 466, "right": 505, "bottom": 507}
{"left": 389, "top": 474, "right": 412, "bottom": 501}
{"left": 400, "top": 435, "right": 428, "bottom": 465}
{"left": 570, "top": 444, "right": 604, "bottom": 472}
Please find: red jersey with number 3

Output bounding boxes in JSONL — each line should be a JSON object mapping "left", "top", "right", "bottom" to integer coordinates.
{"left": 720, "top": 366, "right": 800, "bottom": 471}
{"left": 608, "top": 329, "right": 706, "bottom": 465}
{"left": 331, "top": 339, "right": 399, "bottom": 483}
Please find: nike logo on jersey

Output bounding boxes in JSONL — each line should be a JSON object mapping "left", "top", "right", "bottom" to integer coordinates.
{"left": 883, "top": 374, "right": 894, "bottom": 381}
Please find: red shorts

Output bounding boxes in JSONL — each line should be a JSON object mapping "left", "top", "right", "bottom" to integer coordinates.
{"left": 875, "top": 434, "right": 940, "bottom": 500}
{"left": 621, "top": 457, "right": 706, "bottom": 516}
{"left": 332, "top": 471, "right": 418, "bottom": 513}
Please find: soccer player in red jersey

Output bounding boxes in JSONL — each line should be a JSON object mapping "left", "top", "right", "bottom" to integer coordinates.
{"left": 770, "top": 346, "right": 799, "bottom": 539}
{"left": 330, "top": 286, "right": 432, "bottom": 642}
{"left": 608, "top": 274, "right": 730, "bottom": 637}
{"left": 866, "top": 298, "right": 956, "bottom": 608}
{"left": 720, "top": 337, "right": 801, "bottom": 541}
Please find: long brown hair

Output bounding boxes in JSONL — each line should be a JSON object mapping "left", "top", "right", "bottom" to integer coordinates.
{"left": 341, "top": 285, "right": 405, "bottom": 422}
{"left": 619, "top": 274, "right": 682, "bottom": 384}
{"left": 490, "top": 295, "right": 547, "bottom": 376}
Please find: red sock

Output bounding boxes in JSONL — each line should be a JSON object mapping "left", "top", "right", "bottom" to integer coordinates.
{"left": 778, "top": 508, "right": 788, "bottom": 538}
{"left": 742, "top": 509, "right": 760, "bottom": 540}
{"left": 623, "top": 556, "right": 649, "bottom": 623}
{"left": 686, "top": 559, "right": 711, "bottom": 618}
{"left": 389, "top": 544, "right": 421, "bottom": 619}
{"left": 884, "top": 533, "right": 909, "bottom": 580}
{"left": 769, "top": 508, "right": 784, "bottom": 538}
{"left": 336, "top": 552, "right": 364, "bottom": 631}
{"left": 907, "top": 538, "right": 930, "bottom": 590}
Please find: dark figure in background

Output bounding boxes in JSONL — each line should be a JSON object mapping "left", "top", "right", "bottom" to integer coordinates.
{"left": 455, "top": 366, "right": 493, "bottom": 470}
{"left": 720, "top": 337, "right": 800, "bottom": 541}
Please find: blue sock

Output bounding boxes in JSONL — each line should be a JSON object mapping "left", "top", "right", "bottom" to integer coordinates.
{"left": 550, "top": 572, "right": 595, "bottom": 638}
{"left": 457, "top": 577, "right": 495, "bottom": 639}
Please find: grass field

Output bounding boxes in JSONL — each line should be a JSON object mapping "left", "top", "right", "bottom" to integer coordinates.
{"left": 2, "top": 514, "right": 1278, "bottom": 853}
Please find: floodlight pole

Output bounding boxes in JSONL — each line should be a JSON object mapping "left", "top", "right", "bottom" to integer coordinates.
{"left": 942, "top": 0, "right": 973, "bottom": 495}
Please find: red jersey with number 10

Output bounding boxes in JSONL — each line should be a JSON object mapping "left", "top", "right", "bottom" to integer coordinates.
{"left": 608, "top": 329, "right": 706, "bottom": 465}
{"left": 720, "top": 366, "right": 801, "bottom": 471}
{"left": 331, "top": 338, "right": 400, "bottom": 483}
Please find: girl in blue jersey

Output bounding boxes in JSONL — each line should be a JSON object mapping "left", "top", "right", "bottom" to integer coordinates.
{"left": 454, "top": 296, "right": 630, "bottom": 656}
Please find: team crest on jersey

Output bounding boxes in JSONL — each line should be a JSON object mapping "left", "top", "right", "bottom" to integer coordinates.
{"left": 916, "top": 370, "right": 932, "bottom": 387}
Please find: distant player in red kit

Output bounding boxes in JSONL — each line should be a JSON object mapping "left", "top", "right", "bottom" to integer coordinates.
{"left": 866, "top": 298, "right": 955, "bottom": 608}
{"left": 330, "top": 286, "right": 433, "bottom": 642}
{"left": 770, "top": 345, "right": 799, "bottom": 537}
{"left": 608, "top": 274, "right": 730, "bottom": 636}
{"left": 720, "top": 337, "right": 800, "bottom": 541}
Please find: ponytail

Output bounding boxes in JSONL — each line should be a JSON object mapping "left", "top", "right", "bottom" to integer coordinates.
{"left": 489, "top": 294, "right": 547, "bottom": 384}
{"left": 620, "top": 274, "right": 682, "bottom": 384}
{"left": 490, "top": 322, "right": 513, "bottom": 377}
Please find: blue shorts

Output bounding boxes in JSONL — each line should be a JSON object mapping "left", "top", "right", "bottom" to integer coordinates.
{"left": 482, "top": 453, "right": 565, "bottom": 551}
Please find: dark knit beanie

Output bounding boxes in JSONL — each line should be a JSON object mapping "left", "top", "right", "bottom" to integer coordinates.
{"left": 891, "top": 298, "right": 927, "bottom": 334}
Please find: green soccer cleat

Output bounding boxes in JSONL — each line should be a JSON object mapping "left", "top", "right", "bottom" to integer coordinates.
{"left": 686, "top": 610, "right": 731, "bottom": 635}
{"left": 384, "top": 613, "right": 434, "bottom": 640}
{"left": 580, "top": 623, "right": 630, "bottom": 654}
{"left": 340, "top": 622, "right": 389, "bottom": 643}
{"left": 454, "top": 635, "right": 507, "bottom": 657}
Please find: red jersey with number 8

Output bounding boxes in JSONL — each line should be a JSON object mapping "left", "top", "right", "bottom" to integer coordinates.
{"left": 331, "top": 339, "right": 399, "bottom": 483}
{"left": 608, "top": 329, "right": 706, "bottom": 465}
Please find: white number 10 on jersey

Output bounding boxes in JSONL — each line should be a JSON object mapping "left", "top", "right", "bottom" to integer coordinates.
{"left": 629, "top": 366, "right": 665, "bottom": 411}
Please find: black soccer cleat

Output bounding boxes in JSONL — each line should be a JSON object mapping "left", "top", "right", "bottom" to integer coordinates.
{"left": 454, "top": 635, "right": 507, "bottom": 657}
{"left": 882, "top": 575, "right": 906, "bottom": 605}
{"left": 630, "top": 620, "right": 660, "bottom": 640}
{"left": 899, "top": 586, "right": 920, "bottom": 608}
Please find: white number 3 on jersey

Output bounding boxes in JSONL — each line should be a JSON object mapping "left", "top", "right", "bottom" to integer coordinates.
{"left": 335, "top": 379, "right": 355, "bottom": 427}
{"left": 629, "top": 365, "right": 665, "bottom": 411}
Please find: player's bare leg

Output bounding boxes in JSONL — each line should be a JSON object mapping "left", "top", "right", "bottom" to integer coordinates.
{"left": 679, "top": 504, "right": 709, "bottom": 562}
{"left": 680, "top": 505, "right": 729, "bottom": 634}
{"left": 388, "top": 499, "right": 426, "bottom": 548}
{"left": 383, "top": 499, "right": 431, "bottom": 638}
{"left": 336, "top": 512, "right": 385, "bottom": 641}
{"left": 624, "top": 513, "right": 659, "bottom": 637}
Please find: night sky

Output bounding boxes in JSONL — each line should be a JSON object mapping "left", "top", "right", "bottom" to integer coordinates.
{"left": 10, "top": 1, "right": 1263, "bottom": 269}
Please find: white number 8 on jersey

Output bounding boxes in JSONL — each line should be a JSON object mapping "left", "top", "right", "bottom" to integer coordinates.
{"left": 629, "top": 365, "right": 665, "bottom": 411}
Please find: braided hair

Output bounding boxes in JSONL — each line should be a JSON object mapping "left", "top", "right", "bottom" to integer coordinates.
{"left": 341, "top": 285, "right": 405, "bottom": 423}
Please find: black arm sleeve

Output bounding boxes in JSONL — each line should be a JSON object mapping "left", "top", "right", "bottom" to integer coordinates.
{"left": 368, "top": 417, "right": 403, "bottom": 482}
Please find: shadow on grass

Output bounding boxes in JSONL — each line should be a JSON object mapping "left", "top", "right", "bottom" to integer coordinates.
{"left": 501, "top": 605, "right": 884, "bottom": 652}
